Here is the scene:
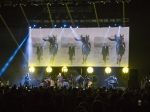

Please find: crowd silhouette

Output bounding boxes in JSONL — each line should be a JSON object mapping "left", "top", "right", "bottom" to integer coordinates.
{"left": 0, "top": 84, "right": 150, "bottom": 112}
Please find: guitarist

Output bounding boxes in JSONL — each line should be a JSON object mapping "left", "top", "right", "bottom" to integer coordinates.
{"left": 83, "top": 75, "right": 90, "bottom": 89}
{"left": 24, "top": 73, "right": 31, "bottom": 87}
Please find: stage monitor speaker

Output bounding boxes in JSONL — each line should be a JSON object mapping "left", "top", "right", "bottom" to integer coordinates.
{"left": 128, "top": 69, "right": 139, "bottom": 89}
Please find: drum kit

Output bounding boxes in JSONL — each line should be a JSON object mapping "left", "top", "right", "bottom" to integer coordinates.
{"left": 39, "top": 76, "right": 55, "bottom": 87}
{"left": 104, "top": 75, "right": 118, "bottom": 89}
{"left": 74, "top": 75, "right": 93, "bottom": 88}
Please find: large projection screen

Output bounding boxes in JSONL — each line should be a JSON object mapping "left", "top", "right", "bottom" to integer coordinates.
{"left": 28, "top": 27, "right": 129, "bottom": 67}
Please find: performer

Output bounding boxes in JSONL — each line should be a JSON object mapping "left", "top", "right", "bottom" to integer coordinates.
{"left": 76, "top": 75, "right": 84, "bottom": 88}
{"left": 101, "top": 43, "right": 109, "bottom": 64}
{"left": 49, "top": 76, "right": 55, "bottom": 87}
{"left": 83, "top": 75, "right": 90, "bottom": 89}
{"left": 68, "top": 42, "right": 75, "bottom": 63}
{"left": 36, "top": 43, "right": 43, "bottom": 63}
{"left": 45, "top": 76, "right": 51, "bottom": 87}
{"left": 24, "top": 73, "right": 31, "bottom": 87}
{"left": 112, "top": 75, "right": 118, "bottom": 89}
{"left": 68, "top": 74, "right": 73, "bottom": 87}
{"left": 104, "top": 78, "right": 109, "bottom": 89}
{"left": 57, "top": 72, "right": 63, "bottom": 88}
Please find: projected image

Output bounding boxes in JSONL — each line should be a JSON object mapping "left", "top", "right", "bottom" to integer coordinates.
{"left": 74, "top": 35, "right": 91, "bottom": 65}
{"left": 61, "top": 35, "right": 76, "bottom": 65}
{"left": 28, "top": 27, "right": 129, "bottom": 67}
{"left": 93, "top": 28, "right": 129, "bottom": 67}
{"left": 43, "top": 35, "right": 58, "bottom": 64}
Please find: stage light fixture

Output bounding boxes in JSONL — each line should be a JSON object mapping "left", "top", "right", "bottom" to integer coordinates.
{"left": 122, "top": 67, "right": 129, "bottom": 73}
{"left": 64, "top": 24, "right": 66, "bottom": 27}
{"left": 62, "top": 66, "right": 68, "bottom": 73}
{"left": 87, "top": 67, "right": 94, "bottom": 74}
{"left": 105, "top": 67, "right": 111, "bottom": 74}
{"left": 46, "top": 66, "right": 52, "bottom": 73}
{"left": 29, "top": 66, "right": 35, "bottom": 73}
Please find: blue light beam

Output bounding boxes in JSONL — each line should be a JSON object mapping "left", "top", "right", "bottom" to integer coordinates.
{"left": 0, "top": 34, "right": 29, "bottom": 76}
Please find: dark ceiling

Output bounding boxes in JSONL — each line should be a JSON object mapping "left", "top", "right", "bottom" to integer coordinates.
{"left": 0, "top": 0, "right": 138, "bottom": 28}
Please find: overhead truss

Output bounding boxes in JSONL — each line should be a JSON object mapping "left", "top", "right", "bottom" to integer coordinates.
{"left": 0, "top": 0, "right": 131, "bottom": 7}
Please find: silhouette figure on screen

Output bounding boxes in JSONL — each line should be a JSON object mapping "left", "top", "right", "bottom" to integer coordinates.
{"left": 43, "top": 35, "right": 58, "bottom": 64}
{"left": 68, "top": 42, "right": 75, "bottom": 64}
{"left": 74, "top": 35, "right": 91, "bottom": 65}
{"left": 36, "top": 43, "right": 43, "bottom": 63}
{"left": 101, "top": 43, "right": 109, "bottom": 64}
{"left": 108, "top": 34, "right": 125, "bottom": 65}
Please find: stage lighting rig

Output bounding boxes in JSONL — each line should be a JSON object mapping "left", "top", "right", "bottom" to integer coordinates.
{"left": 115, "top": 0, "right": 130, "bottom": 3}
{"left": 0, "top": 0, "right": 131, "bottom": 7}
{"left": 29, "top": 17, "right": 130, "bottom": 28}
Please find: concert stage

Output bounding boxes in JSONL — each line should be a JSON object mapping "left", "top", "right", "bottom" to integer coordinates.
{"left": 0, "top": 27, "right": 130, "bottom": 88}
{"left": 0, "top": 67, "right": 129, "bottom": 89}
{"left": 0, "top": 1, "right": 134, "bottom": 89}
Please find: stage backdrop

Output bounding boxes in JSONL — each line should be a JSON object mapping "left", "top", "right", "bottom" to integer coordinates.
{"left": 28, "top": 27, "right": 129, "bottom": 67}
